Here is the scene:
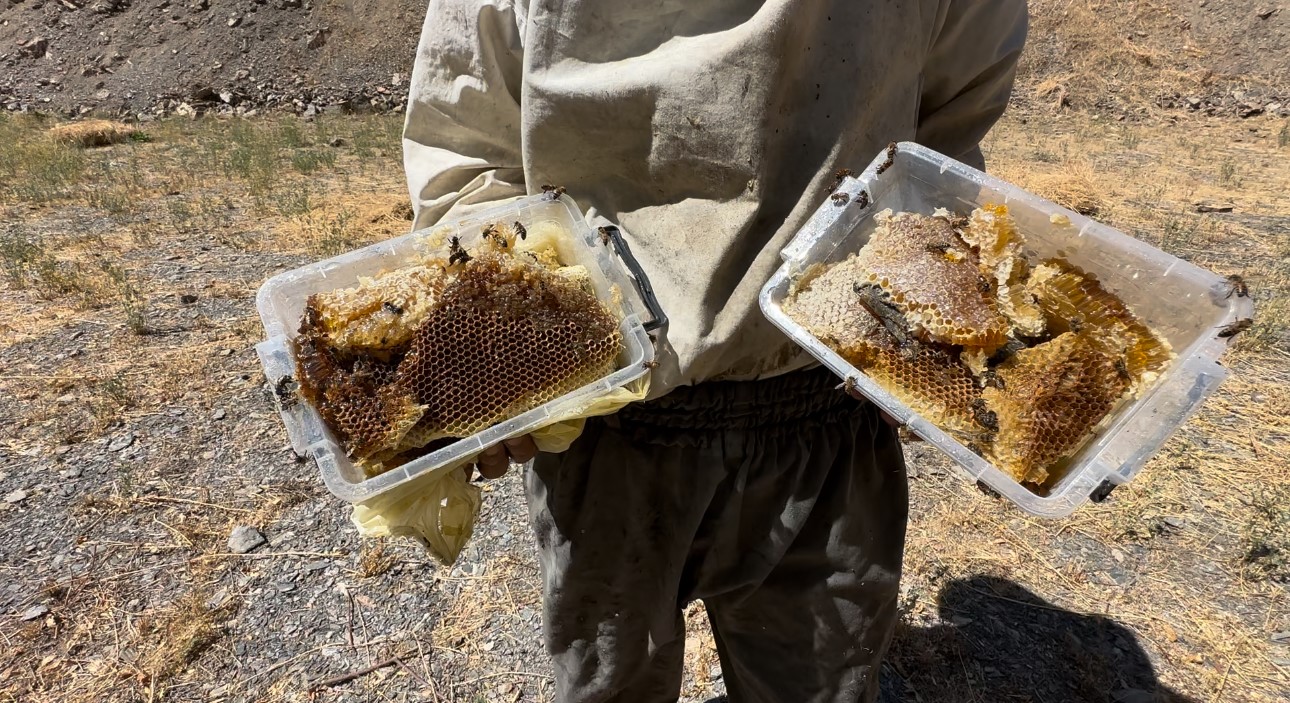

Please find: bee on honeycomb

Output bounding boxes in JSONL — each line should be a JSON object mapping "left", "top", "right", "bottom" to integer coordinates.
{"left": 784, "top": 204, "right": 1173, "bottom": 491}
{"left": 295, "top": 221, "right": 624, "bottom": 476}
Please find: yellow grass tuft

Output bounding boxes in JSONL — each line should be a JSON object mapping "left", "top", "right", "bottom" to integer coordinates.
{"left": 276, "top": 190, "right": 414, "bottom": 255}
{"left": 48, "top": 120, "right": 140, "bottom": 148}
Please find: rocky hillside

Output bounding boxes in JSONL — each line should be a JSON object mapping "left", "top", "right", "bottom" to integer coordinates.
{"left": 0, "top": 0, "right": 425, "bottom": 116}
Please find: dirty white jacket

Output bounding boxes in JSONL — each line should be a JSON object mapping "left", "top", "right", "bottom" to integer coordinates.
{"left": 404, "top": 0, "right": 1028, "bottom": 397}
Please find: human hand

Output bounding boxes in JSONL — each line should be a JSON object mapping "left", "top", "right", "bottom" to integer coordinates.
{"left": 468, "top": 435, "right": 538, "bottom": 480}
{"left": 842, "top": 385, "right": 921, "bottom": 440}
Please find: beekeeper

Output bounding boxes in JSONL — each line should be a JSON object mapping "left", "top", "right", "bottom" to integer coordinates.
{"left": 403, "top": 1, "right": 1028, "bottom": 701}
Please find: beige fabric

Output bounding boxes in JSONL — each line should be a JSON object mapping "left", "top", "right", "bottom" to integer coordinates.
{"left": 404, "top": 0, "right": 1028, "bottom": 398}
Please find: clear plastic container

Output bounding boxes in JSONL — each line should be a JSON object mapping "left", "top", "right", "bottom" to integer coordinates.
{"left": 255, "top": 194, "right": 662, "bottom": 503}
{"left": 759, "top": 142, "right": 1253, "bottom": 518}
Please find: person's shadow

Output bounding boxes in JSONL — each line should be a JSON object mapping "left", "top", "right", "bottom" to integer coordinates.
{"left": 878, "top": 575, "right": 1199, "bottom": 703}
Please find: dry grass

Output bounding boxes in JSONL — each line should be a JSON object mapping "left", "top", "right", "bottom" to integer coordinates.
{"left": 1018, "top": 0, "right": 1288, "bottom": 115}
{"left": 47, "top": 120, "right": 141, "bottom": 148}
{"left": 275, "top": 191, "right": 413, "bottom": 256}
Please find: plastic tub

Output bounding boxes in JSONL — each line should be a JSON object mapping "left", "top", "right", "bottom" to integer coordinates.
{"left": 255, "top": 194, "right": 664, "bottom": 503}
{"left": 759, "top": 142, "right": 1253, "bottom": 518}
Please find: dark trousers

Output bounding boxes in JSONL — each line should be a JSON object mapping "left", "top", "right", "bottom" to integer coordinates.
{"left": 525, "top": 367, "right": 908, "bottom": 703}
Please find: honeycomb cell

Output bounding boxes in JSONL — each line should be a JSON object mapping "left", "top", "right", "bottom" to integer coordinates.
{"left": 294, "top": 222, "right": 623, "bottom": 476}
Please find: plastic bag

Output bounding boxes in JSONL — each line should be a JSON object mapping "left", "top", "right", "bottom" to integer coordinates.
{"left": 350, "top": 377, "right": 649, "bottom": 565}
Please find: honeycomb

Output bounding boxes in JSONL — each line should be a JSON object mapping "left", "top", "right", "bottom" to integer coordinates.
{"left": 855, "top": 210, "right": 1009, "bottom": 348}
{"left": 782, "top": 256, "right": 984, "bottom": 438}
{"left": 982, "top": 332, "right": 1129, "bottom": 484}
{"left": 294, "top": 222, "right": 624, "bottom": 476}
{"left": 784, "top": 205, "right": 1174, "bottom": 490}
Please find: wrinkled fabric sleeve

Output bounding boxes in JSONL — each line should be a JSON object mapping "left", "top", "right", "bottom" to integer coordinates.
{"left": 403, "top": 0, "right": 528, "bottom": 230}
{"left": 917, "top": 0, "right": 1028, "bottom": 171}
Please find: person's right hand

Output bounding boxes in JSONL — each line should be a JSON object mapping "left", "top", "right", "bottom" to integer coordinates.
{"left": 467, "top": 435, "right": 539, "bottom": 480}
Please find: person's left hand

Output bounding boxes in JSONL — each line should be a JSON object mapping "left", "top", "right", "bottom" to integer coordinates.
{"left": 467, "top": 435, "right": 538, "bottom": 481}
{"left": 842, "top": 386, "right": 919, "bottom": 438}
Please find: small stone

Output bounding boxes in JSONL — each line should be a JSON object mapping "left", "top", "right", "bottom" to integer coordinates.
{"left": 179, "top": 293, "right": 198, "bottom": 304}
{"left": 21, "top": 605, "right": 49, "bottom": 621}
{"left": 1272, "top": 631, "right": 1290, "bottom": 644}
{"left": 227, "top": 16, "right": 241, "bottom": 27}
{"left": 212, "top": 409, "right": 227, "bottom": 420}
{"left": 5, "top": 489, "right": 29, "bottom": 504}
{"left": 1163, "top": 516, "right": 1185, "bottom": 529}
{"left": 304, "top": 559, "right": 330, "bottom": 572}
{"left": 709, "top": 665, "right": 723, "bottom": 681}
{"left": 306, "top": 29, "right": 328, "bottom": 50}
{"left": 220, "top": 348, "right": 234, "bottom": 357}
{"left": 57, "top": 394, "right": 76, "bottom": 405}
{"left": 54, "top": 445, "right": 72, "bottom": 456}
{"left": 950, "top": 615, "right": 974, "bottom": 627}
{"left": 108, "top": 433, "right": 135, "bottom": 452}
{"left": 276, "top": 580, "right": 296, "bottom": 593}
{"left": 228, "top": 525, "right": 266, "bottom": 554}
{"left": 328, "top": 137, "right": 347, "bottom": 147}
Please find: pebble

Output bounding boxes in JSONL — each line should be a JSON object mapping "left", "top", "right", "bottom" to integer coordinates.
{"left": 21, "top": 604, "right": 49, "bottom": 621}
{"left": 709, "top": 666, "right": 723, "bottom": 681}
{"left": 54, "top": 445, "right": 72, "bottom": 456}
{"left": 303, "top": 559, "right": 330, "bottom": 572}
{"left": 4, "top": 489, "right": 29, "bottom": 504}
{"left": 1272, "top": 631, "right": 1290, "bottom": 644}
{"left": 108, "top": 433, "right": 135, "bottom": 452}
{"left": 277, "top": 580, "right": 297, "bottom": 593}
{"left": 1163, "top": 516, "right": 1185, "bottom": 529}
{"left": 56, "top": 394, "right": 76, "bottom": 405}
{"left": 60, "top": 468, "right": 82, "bottom": 479}
{"left": 213, "top": 409, "right": 227, "bottom": 420}
{"left": 228, "top": 525, "right": 267, "bottom": 554}
{"left": 179, "top": 294, "right": 198, "bottom": 304}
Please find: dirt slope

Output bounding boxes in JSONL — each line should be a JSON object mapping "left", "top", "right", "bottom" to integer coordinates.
{"left": 0, "top": 0, "right": 426, "bottom": 115}
{"left": 2, "top": 1, "right": 1288, "bottom": 117}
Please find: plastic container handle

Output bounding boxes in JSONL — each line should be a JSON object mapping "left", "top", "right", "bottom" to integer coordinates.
{"left": 599, "top": 225, "right": 668, "bottom": 333}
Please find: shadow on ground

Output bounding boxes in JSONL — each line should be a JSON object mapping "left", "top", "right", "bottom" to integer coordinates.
{"left": 879, "top": 575, "right": 1198, "bottom": 703}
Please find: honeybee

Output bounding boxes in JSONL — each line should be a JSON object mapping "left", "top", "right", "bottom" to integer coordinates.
{"left": 1224, "top": 274, "right": 1249, "bottom": 299}
{"left": 835, "top": 377, "right": 861, "bottom": 396}
{"left": 482, "top": 223, "right": 507, "bottom": 248}
{"left": 977, "top": 274, "right": 993, "bottom": 294}
{"left": 970, "top": 398, "right": 999, "bottom": 432}
{"left": 541, "top": 184, "right": 566, "bottom": 200}
{"left": 382, "top": 302, "right": 404, "bottom": 315}
{"left": 1114, "top": 357, "right": 1131, "bottom": 381}
{"left": 1216, "top": 318, "right": 1253, "bottom": 339}
{"left": 831, "top": 192, "right": 850, "bottom": 206}
{"left": 875, "top": 142, "right": 898, "bottom": 175}
{"left": 273, "top": 375, "right": 299, "bottom": 408}
{"left": 1069, "top": 316, "right": 1084, "bottom": 334}
{"left": 513, "top": 221, "right": 527, "bottom": 240}
{"left": 830, "top": 168, "right": 856, "bottom": 192}
{"left": 925, "top": 243, "right": 952, "bottom": 255}
{"left": 854, "top": 190, "right": 870, "bottom": 209}
{"left": 642, "top": 360, "right": 660, "bottom": 371}
{"left": 597, "top": 226, "right": 612, "bottom": 246}
{"left": 980, "top": 369, "right": 1005, "bottom": 390}
{"left": 448, "top": 236, "right": 471, "bottom": 266}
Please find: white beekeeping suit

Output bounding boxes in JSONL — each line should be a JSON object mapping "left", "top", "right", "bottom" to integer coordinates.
{"left": 403, "top": 1, "right": 1027, "bottom": 396}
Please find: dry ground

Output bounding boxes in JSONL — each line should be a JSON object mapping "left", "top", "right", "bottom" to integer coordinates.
{"left": 2, "top": 69, "right": 1289, "bottom": 703}
{"left": 1, "top": 106, "right": 1287, "bottom": 703}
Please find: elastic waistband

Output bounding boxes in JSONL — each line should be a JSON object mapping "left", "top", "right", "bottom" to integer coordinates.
{"left": 608, "top": 366, "right": 862, "bottom": 431}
